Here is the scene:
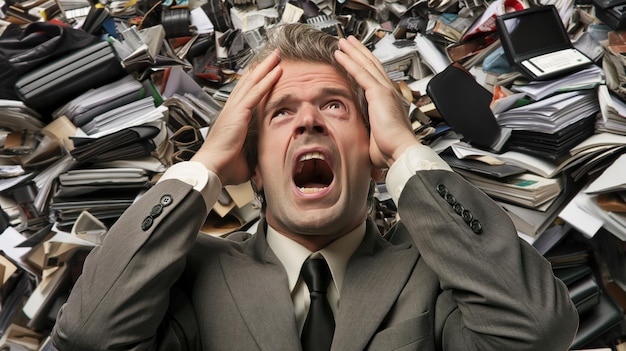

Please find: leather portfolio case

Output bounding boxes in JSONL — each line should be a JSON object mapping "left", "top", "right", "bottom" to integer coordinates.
{"left": 426, "top": 63, "right": 504, "bottom": 152}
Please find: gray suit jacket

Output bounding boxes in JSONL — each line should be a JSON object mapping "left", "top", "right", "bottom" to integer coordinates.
{"left": 51, "top": 170, "right": 578, "bottom": 350}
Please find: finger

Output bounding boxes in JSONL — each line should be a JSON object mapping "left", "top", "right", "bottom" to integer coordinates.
{"left": 336, "top": 37, "right": 391, "bottom": 86}
{"left": 229, "top": 50, "right": 281, "bottom": 105}
{"left": 345, "top": 36, "right": 390, "bottom": 81}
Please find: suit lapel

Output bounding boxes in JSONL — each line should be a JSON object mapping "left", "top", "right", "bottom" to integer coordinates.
{"left": 220, "top": 222, "right": 302, "bottom": 350}
{"left": 332, "top": 221, "right": 419, "bottom": 351}
{"left": 219, "top": 219, "right": 418, "bottom": 351}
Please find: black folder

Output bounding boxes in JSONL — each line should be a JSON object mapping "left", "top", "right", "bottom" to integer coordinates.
{"left": 567, "top": 273, "right": 602, "bottom": 315}
{"left": 571, "top": 292, "right": 624, "bottom": 349}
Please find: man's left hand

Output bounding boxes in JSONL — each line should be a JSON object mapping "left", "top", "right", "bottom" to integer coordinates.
{"left": 334, "top": 36, "right": 419, "bottom": 169}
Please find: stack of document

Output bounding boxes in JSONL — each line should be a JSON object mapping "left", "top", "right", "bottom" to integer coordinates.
{"left": 0, "top": 100, "right": 45, "bottom": 131}
{"left": 597, "top": 84, "right": 626, "bottom": 135}
{"left": 79, "top": 100, "right": 167, "bottom": 137}
{"left": 496, "top": 90, "right": 599, "bottom": 134}
{"left": 50, "top": 167, "right": 152, "bottom": 232}
{"left": 496, "top": 90, "right": 600, "bottom": 160}
{"left": 510, "top": 65, "right": 604, "bottom": 101}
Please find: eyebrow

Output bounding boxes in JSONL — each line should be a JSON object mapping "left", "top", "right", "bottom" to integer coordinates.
{"left": 264, "top": 87, "right": 354, "bottom": 116}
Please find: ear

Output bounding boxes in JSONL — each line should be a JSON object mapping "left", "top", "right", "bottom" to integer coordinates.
{"left": 251, "top": 166, "right": 263, "bottom": 193}
{"left": 371, "top": 167, "right": 385, "bottom": 182}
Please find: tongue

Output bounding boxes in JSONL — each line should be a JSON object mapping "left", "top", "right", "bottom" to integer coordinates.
{"left": 295, "top": 158, "right": 333, "bottom": 188}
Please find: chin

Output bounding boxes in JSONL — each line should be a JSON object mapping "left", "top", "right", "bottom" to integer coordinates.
{"left": 296, "top": 208, "right": 357, "bottom": 235}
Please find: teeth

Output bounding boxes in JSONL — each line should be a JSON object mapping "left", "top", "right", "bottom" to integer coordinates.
{"left": 299, "top": 152, "right": 325, "bottom": 162}
{"left": 299, "top": 187, "right": 327, "bottom": 193}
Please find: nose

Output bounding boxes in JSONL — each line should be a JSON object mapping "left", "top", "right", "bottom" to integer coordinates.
{"left": 294, "top": 106, "right": 327, "bottom": 136}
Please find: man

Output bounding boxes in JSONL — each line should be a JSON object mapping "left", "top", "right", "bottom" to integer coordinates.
{"left": 51, "top": 23, "right": 578, "bottom": 350}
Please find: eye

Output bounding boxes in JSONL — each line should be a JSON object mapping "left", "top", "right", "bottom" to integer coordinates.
{"left": 272, "top": 109, "right": 290, "bottom": 119}
{"left": 325, "top": 101, "right": 345, "bottom": 110}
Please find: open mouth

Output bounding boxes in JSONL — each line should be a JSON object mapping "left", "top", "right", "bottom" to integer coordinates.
{"left": 294, "top": 151, "right": 334, "bottom": 194}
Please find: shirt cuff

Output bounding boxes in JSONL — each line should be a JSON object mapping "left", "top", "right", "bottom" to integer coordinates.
{"left": 157, "top": 161, "right": 222, "bottom": 212}
{"left": 386, "top": 144, "right": 452, "bottom": 204}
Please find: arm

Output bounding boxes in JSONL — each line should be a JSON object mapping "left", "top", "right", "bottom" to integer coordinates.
{"left": 398, "top": 168, "right": 578, "bottom": 351}
{"left": 51, "top": 51, "right": 283, "bottom": 351}
{"left": 52, "top": 177, "right": 217, "bottom": 351}
{"left": 335, "top": 36, "right": 577, "bottom": 350}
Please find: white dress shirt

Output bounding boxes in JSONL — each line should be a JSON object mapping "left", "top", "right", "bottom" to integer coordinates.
{"left": 266, "top": 222, "right": 365, "bottom": 332}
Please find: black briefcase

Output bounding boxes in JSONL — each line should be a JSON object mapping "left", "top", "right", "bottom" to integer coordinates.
{"left": 15, "top": 40, "right": 126, "bottom": 117}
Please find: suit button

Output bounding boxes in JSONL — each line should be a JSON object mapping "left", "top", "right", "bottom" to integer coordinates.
{"left": 141, "top": 216, "right": 153, "bottom": 231}
{"left": 470, "top": 219, "right": 482, "bottom": 234}
{"left": 436, "top": 184, "right": 448, "bottom": 197}
{"left": 444, "top": 193, "right": 456, "bottom": 206}
{"left": 160, "top": 194, "right": 173, "bottom": 207}
{"left": 453, "top": 203, "right": 464, "bottom": 215}
{"left": 150, "top": 204, "right": 163, "bottom": 217}
{"left": 462, "top": 209, "right": 473, "bottom": 223}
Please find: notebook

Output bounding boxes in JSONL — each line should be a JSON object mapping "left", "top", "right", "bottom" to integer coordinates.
{"left": 496, "top": 5, "right": 592, "bottom": 80}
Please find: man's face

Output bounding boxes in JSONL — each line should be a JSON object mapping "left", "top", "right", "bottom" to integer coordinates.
{"left": 252, "top": 60, "right": 374, "bottom": 239}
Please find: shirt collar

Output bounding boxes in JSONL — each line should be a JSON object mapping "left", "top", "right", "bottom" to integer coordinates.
{"left": 266, "top": 222, "right": 366, "bottom": 296}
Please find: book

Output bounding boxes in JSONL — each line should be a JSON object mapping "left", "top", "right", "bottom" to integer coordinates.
{"left": 585, "top": 153, "right": 626, "bottom": 194}
{"left": 81, "top": 3, "right": 110, "bottom": 34}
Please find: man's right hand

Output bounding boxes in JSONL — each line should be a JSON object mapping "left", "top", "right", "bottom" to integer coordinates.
{"left": 191, "top": 50, "right": 282, "bottom": 186}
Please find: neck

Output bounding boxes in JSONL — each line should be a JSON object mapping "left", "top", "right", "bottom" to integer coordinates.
{"left": 265, "top": 219, "right": 367, "bottom": 252}
{"left": 281, "top": 232, "right": 345, "bottom": 252}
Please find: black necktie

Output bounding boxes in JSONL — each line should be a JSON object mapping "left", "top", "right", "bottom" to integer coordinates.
{"left": 301, "top": 257, "right": 335, "bottom": 351}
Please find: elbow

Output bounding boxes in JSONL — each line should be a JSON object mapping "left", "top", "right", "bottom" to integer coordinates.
{"left": 530, "top": 293, "right": 579, "bottom": 351}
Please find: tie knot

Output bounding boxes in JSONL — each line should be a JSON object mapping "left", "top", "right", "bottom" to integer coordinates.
{"left": 301, "top": 257, "right": 331, "bottom": 293}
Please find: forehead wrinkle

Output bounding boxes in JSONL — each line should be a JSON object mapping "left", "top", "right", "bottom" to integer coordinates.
{"left": 264, "top": 93, "right": 294, "bottom": 116}
{"left": 265, "top": 86, "right": 354, "bottom": 113}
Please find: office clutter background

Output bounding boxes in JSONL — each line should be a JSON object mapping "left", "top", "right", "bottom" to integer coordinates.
{"left": 1, "top": 0, "right": 626, "bottom": 347}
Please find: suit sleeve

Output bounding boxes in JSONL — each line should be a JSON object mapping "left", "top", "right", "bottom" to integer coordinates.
{"left": 51, "top": 177, "right": 218, "bottom": 351}
{"left": 397, "top": 170, "right": 578, "bottom": 351}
